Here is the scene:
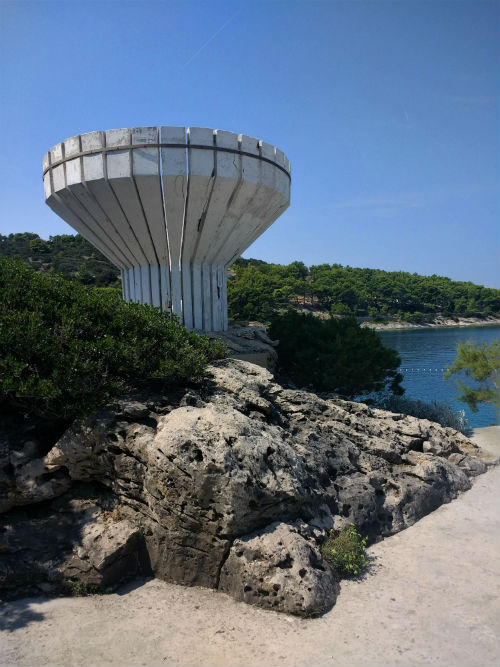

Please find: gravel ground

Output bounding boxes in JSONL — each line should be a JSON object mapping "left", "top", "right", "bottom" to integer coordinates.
{"left": 1, "top": 426, "right": 498, "bottom": 667}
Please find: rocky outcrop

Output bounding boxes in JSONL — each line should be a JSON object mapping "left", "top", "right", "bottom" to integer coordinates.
{"left": 0, "top": 359, "right": 496, "bottom": 614}
{"left": 203, "top": 324, "right": 278, "bottom": 370}
{"left": 0, "top": 415, "right": 72, "bottom": 514}
{"left": 0, "top": 485, "right": 145, "bottom": 600}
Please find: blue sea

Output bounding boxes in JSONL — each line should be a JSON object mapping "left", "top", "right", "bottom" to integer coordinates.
{"left": 377, "top": 325, "right": 500, "bottom": 429}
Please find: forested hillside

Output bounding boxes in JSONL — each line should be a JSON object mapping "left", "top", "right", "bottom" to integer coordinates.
{"left": 0, "top": 233, "right": 120, "bottom": 287}
{"left": 2, "top": 233, "right": 498, "bottom": 322}
{"left": 228, "top": 258, "right": 500, "bottom": 322}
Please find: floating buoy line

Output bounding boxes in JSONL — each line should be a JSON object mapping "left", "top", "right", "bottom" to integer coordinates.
{"left": 399, "top": 368, "right": 447, "bottom": 373}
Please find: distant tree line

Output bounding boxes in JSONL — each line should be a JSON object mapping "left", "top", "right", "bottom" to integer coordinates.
{"left": 2, "top": 234, "right": 498, "bottom": 322}
{"left": 0, "top": 233, "right": 120, "bottom": 288}
{"left": 228, "top": 258, "right": 500, "bottom": 322}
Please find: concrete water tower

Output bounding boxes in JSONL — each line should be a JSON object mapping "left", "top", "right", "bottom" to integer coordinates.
{"left": 43, "top": 126, "right": 291, "bottom": 331}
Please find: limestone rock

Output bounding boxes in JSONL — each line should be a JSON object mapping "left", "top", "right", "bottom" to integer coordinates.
{"left": 219, "top": 521, "right": 339, "bottom": 616}
{"left": 0, "top": 414, "right": 72, "bottom": 513}
{"left": 204, "top": 324, "right": 278, "bottom": 370}
{"left": 0, "top": 485, "right": 144, "bottom": 600}
{"left": 447, "top": 453, "right": 488, "bottom": 476}
{"left": 0, "top": 359, "right": 493, "bottom": 615}
{"left": 0, "top": 453, "right": 72, "bottom": 514}
{"left": 63, "top": 514, "right": 144, "bottom": 587}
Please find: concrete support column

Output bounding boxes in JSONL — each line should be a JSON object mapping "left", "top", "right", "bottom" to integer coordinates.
{"left": 121, "top": 261, "right": 227, "bottom": 331}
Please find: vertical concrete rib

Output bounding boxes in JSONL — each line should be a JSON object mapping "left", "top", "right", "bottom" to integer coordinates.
{"left": 191, "top": 263, "right": 203, "bottom": 329}
{"left": 159, "top": 264, "right": 171, "bottom": 313}
{"left": 221, "top": 271, "right": 229, "bottom": 330}
{"left": 82, "top": 131, "right": 146, "bottom": 266}
{"left": 160, "top": 126, "right": 187, "bottom": 323}
{"left": 45, "top": 147, "right": 127, "bottom": 269}
{"left": 150, "top": 264, "right": 161, "bottom": 308}
{"left": 202, "top": 262, "right": 212, "bottom": 330}
{"left": 121, "top": 269, "right": 128, "bottom": 301}
{"left": 64, "top": 134, "right": 137, "bottom": 268}
{"left": 183, "top": 127, "right": 217, "bottom": 328}
{"left": 196, "top": 130, "right": 241, "bottom": 264}
{"left": 139, "top": 265, "right": 151, "bottom": 304}
{"left": 132, "top": 266, "right": 140, "bottom": 302}
{"left": 132, "top": 127, "right": 167, "bottom": 268}
{"left": 106, "top": 128, "right": 157, "bottom": 265}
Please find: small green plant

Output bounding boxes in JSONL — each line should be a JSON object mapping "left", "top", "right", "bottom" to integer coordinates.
{"left": 321, "top": 523, "right": 368, "bottom": 577}
{"left": 63, "top": 580, "right": 113, "bottom": 596}
{"left": 134, "top": 517, "right": 146, "bottom": 535}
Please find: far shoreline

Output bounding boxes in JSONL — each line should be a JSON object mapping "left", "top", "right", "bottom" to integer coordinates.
{"left": 248, "top": 313, "right": 500, "bottom": 333}
{"left": 360, "top": 316, "right": 500, "bottom": 332}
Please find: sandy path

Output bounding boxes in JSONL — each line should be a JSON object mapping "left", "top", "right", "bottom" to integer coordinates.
{"left": 1, "top": 427, "right": 499, "bottom": 667}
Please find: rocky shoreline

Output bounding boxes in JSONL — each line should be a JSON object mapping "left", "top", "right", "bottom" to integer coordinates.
{"left": 360, "top": 316, "right": 500, "bottom": 331}
{"left": 1, "top": 359, "right": 498, "bottom": 616}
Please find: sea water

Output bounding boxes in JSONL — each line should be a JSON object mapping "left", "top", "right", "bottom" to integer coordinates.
{"left": 378, "top": 325, "right": 499, "bottom": 429}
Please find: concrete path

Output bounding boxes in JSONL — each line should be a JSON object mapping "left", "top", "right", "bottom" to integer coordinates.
{"left": 1, "top": 427, "right": 499, "bottom": 667}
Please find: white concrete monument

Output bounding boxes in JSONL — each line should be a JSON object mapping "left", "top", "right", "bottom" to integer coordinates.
{"left": 43, "top": 126, "right": 291, "bottom": 331}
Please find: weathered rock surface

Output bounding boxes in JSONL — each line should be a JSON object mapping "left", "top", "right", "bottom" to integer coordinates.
{"left": 0, "top": 485, "right": 145, "bottom": 600}
{"left": 204, "top": 324, "right": 278, "bottom": 370}
{"left": 0, "top": 415, "right": 72, "bottom": 513}
{"left": 1, "top": 359, "right": 496, "bottom": 614}
{"left": 219, "top": 521, "right": 339, "bottom": 616}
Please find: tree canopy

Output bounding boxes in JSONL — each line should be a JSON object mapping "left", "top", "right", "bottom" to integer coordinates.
{"left": 229, "top": 258, "right": 499, "bottom": 321}
{"left": 0, "top": 233, "right": 120, "bottom": 287}
{"left": 268, "top": 309, "right": 403, "bottom": 398}
{"left": 2, "top": 233, "right": 498, "bottom": 322}
{"left": 444, "top": 340, "right": 500, "bottom": 413}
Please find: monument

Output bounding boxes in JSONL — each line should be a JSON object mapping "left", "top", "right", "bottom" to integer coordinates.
{"left": 43, "top": 126, "right": 291, "bottom": 331}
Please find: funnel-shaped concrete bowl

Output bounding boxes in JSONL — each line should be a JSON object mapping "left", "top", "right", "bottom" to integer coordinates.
{"left": 43, "top": 126, "right": 291, "bottom": 331}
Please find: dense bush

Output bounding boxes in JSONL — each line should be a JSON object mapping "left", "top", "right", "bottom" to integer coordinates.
{"left": 0, "top": 258, "right": 226, "bottom": 419}
{"left": 321, "top": 524, "right": 368, "bottom": 577}
{"left": 268, "top": 309, "right": 403, "bottom": 398}
{"left": 370, "top": 394, "right": 469, "bottom": 434}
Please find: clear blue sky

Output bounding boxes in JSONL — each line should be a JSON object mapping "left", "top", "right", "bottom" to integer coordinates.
{"left": 1, "top": 0, "right": 499, "bottom": 287}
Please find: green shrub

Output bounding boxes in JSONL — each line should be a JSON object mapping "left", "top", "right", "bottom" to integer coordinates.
{"left": 321, "top": 524, "right": 368, "bottom": 577}
{"left": 0, "top": 258, "right": 226, "bottom": 419}
{"left": 370, "top": 394, "right": 469, "bottom": 434}
{"left": 63, "top": 580, "right": 113, "bottom": 596}
{"left": 268, "top": 309, "right": 403, "bottom": 398}
{"left": 444, "top": 339, "right": 500, "bottom": 414}
{"left": 401, "top": 311, "right": 430, "bottom": 324}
